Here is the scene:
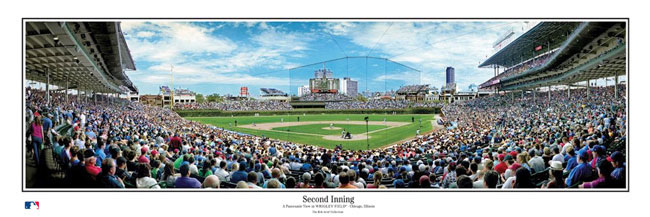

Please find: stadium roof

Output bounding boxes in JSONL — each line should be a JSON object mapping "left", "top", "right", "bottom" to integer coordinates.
{"left": 25, "top": 22, "right": 137, "bottom": 94}
{"left": 396, "top": 84, "right": 429, "bottom": 94}
{"left": 260, "top": 88, "right": 287, "bottom": 96}
{"left": 479, "top": 22, "right": 581, "bottom": 68}
{"left": 493, "top": 22, "right": 626, "bottom": 91}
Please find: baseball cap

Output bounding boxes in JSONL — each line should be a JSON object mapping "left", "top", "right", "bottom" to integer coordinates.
{"left": 592, "top": 145, "right": 606, "bottom": 155}
{"left": 504, "top": 155, "right": 514, "bottom": 161}
{"left": 578, "top": 149, "right": 589, "bottom": 160}
{"left": 608, "top": 151, "right": 624, "bottom": 163}
{"left": 497, "top": 154, "right": 505, "bottom": 161}
{"left": 84, "top": 149, "right": 95, "bottom": 159}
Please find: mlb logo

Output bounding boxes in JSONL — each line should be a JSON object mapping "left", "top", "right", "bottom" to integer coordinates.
{"left": 25, "top": 201, "right": 39, "bottom": 210}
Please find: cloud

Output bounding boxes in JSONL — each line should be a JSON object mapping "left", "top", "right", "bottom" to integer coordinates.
{"left": 326, "top": 21, "right": 528, "bottom": 91}
{"left": 123, "top": 22, "right": 237, "bottom": 63}
{"left": 122, "top": 21, "right": 530, "bottom": 94}
{"left": 135, "top": 31, "right": 155, "bottom": 38}
{"left": 124, "top": 21, "right": 313, "bottom": 92}
{"left": 322, "top": 22, "right": 356, "bottom": 36}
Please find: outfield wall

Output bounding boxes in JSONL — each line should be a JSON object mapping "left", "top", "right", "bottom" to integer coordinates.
{"left": 175, "top": 107, "right": 440, "bottom": 117}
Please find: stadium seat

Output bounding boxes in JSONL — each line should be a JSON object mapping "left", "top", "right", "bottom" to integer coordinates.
{"left": 220, "top": 181, "right": 238, "bottom": 188}
{"left": 41, "top": 147, "right": 67, "bottom": 187}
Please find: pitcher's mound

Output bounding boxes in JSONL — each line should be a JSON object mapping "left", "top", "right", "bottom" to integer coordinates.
{"left": 322, "top": 134, "right": 371, "bottom": 141}
{"left": 322, "top": 127, "right": 342, "bottom": 130}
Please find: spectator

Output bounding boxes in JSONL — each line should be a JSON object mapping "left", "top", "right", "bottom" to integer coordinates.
{"left": 337, "top": 172, "right": 357, "bottom": 189}
{"left": 298, "top": 172, "right": 312, "bottom": 188}
{"left": 202, "top": 175, "right": 220, "bottom": 189}
{"left": 514, "top": 168, "right": 534, "bottom": 188}
{"left": 236, "top": 181, "right": 249, "bottom": 189}
{"left": 566, "top": 149, "right": 594, "bottom": 187}
{"left": 199, "top": 161, "right": 213, "bottom": 178}
{"left": 29, "top": 115, "right": 44, "bottom": 165}
{"left": 483, "top": 171, "right": 499, "bottom": 188}
{"left": 367, "top": 171, "right": 382, "bottom": 189}
{"left": 441, "top": 162, "right": 457, "bottom": 188}
{"left": 263, "top": 168, "right": 286, "bottom": 189}
{"left": 609, "top": 151, "right": 625, "bottom": 188}
{"left": 214, "top": 161, "right": 230, "bottom": 182}
{"left": 494, "top": 154, "right": 508, "bottom": 174}
{"left": 542, "top": 161, "right": 566, "bottom": 188}
{"left": 84, "top": 149, "right": 101, "bottom": 178}
{"left": 456, "top": 175, "right": 473, "bottom": 188}
{"left": 230, "top": 162, "right": 249, "bottom": 183}
{"left": 98, "top": 158, "right": 124, "bottom": 188}
{"left": 247, "top": 172, "right": 262, "bottom": 189}
{"left": 581, "top": 160, "right": 615, "bottom": 188}
{"left": 528, "top": 150, "right": 545, "bottom": 173}
{"left": 565, "top": 147, "right": 578, "bottom": 173}
{"left": 162, "top": 162, "right": 177, "bottom": 188}
{"left": 135, "top": 163, "right": 160, "bottom": 189}
{"left": 175, "top": 164, "right": 201, "bottom": 188}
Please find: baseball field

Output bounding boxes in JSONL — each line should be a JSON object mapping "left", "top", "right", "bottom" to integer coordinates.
{"left": 186, "top": 113, "right": 441, "bottom": 150}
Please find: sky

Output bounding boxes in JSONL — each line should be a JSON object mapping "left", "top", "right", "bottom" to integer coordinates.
{"left": 121, "top": 21, "right": 536, "bottom": 96}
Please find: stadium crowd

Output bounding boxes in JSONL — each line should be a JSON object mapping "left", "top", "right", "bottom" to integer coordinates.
{"left": 174, "top": 100, "right": 293, "bottom": 111}
{"left": 25, "top": 83, "right": 626, "bottom": 189}
{"left": 299, "top": 93, "right": 354, "bottom": 101}
{"left": 325, "top": 100, "right": 444, "bottom": 110}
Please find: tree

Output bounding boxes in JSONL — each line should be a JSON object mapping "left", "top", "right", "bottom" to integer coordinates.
{"left": 206, "top": 93, "right": 223, "bottom": 102}
{"left": 355, "top": 94, "right": 368, "bottom": 102}
{"left": 195, "top": 93, "right": 205, "bottom": 103}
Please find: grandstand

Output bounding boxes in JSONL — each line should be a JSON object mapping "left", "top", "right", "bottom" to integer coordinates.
{"left": 479, "top": 22, "right": 625, "bottom": 96}
{"left": 25, "top": 22, "right": 137, "bottom": 99}
{"left": 396, "top": 84, "right": 429, "bottom": 102}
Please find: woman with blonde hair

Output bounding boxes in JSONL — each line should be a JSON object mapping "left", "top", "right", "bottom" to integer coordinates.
{"left": 517, "top": 153, "right": 532, "bottom": 172}
{"left": 367, "top": 171, "right": 383, "bottom": 189}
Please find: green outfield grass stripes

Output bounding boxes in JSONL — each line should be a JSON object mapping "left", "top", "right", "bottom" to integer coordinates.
{"left": 186, "top": 114, "right": 434, "bottom": 150}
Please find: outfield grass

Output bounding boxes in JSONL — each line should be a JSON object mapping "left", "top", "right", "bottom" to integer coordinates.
{"left": 186, "top": 114, "right": 434, "bottom": 150}
{"left": 272, "top": 123, "right": 389, "bottom": 135}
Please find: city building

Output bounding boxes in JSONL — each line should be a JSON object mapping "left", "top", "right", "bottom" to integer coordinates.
{"left": 126, "top": 91, "right": 139, "bottom": 102}
{"left": 160, "top": 86, "right": 196, "bottom": 107}
{"left": 445, "top": 66, "right": 456, "bottom": 91}
{"left": 339, "top": 77, "right": 358, "bottom": 96}
{"left": 140, "top": 95, "right": 162, "bottom": 107}
{"left": 297, "top": 85, "right": 311, "bottom": 97}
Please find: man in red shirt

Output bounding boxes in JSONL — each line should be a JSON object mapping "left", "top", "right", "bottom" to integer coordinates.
{"left": 84, "top": 149, "right": 101, "bottom": 178}
{"left": 138, "top": 147, "right": 150, "bottom": 164}
{"left": 169, "top": 133, "right": 182, "bottom": 152}
{"left": 494, "top": 154, "right": 508, "bottom": 174}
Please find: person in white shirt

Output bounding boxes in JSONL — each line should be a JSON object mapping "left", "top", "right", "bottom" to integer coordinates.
{"left": 527, "top": 150, "right": 545, "bottom": 173}
{"left": 551, "top": 147, "right": 565, "bottom": 163}
{"left": 135, "top": 163, "right": 160, "bottom": 189}
{"left": 214, "top": 161, "right": 230, "bottom": 182}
